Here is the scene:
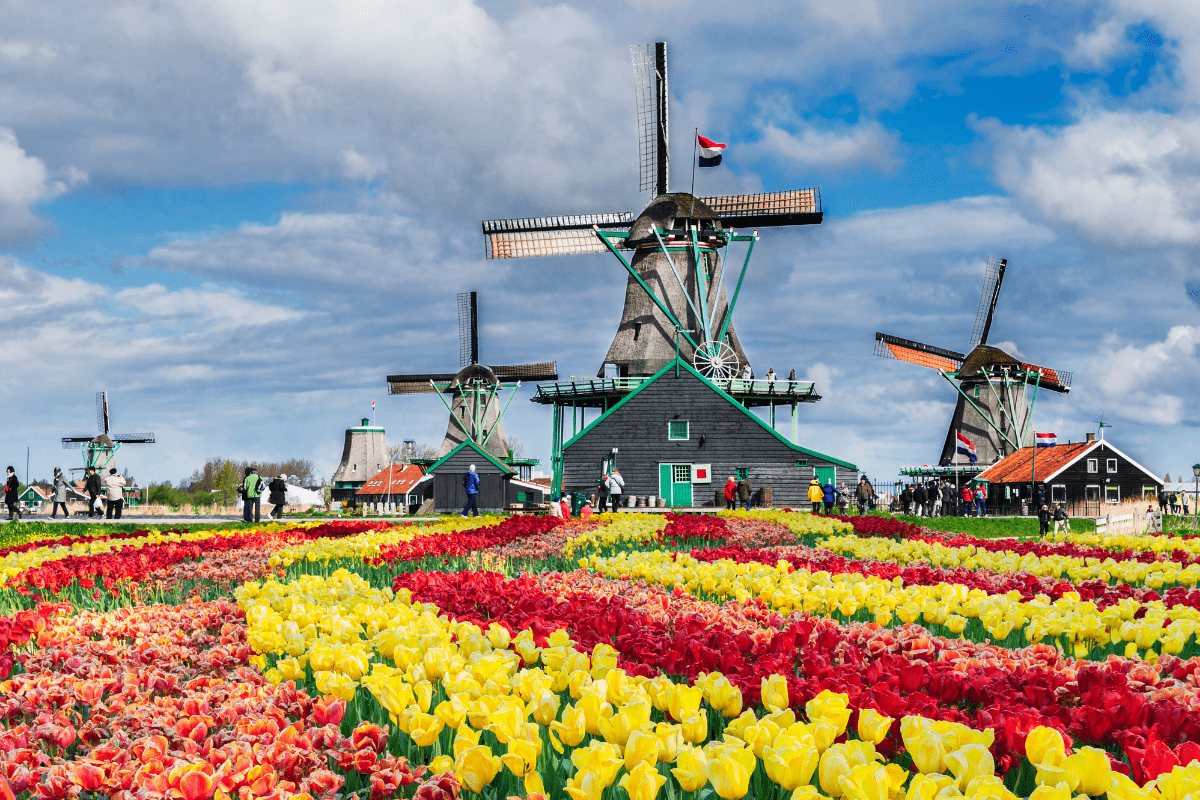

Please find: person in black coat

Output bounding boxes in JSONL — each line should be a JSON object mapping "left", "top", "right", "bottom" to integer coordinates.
{"left": 267, "top": 474, "right": 288, "bottom": 519}
{"left": 1038, "top": 504, "right": 1052, "bottom": 537}
{"left": 4, "top": 466, "right": 21, "bottom": 521}
{"left": 900, "top": 484, "right": 913, "bottom": 515}
{"left": 85, "top": 467, "right": 102, "bottom": 518}
{"left": 912, "top": 483, "right": 928, "bottom": 517}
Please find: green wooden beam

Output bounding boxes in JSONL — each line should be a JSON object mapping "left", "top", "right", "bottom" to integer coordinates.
{"left": 596, "top": 229, "right": 698, "bottom": 351}
{"left": 716, "top": 234, "right": 756, "bottom": 346}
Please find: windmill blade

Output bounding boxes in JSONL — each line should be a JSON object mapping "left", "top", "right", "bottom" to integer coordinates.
{"left": 62, "top": 438, "right": 91, "bottom": 448}
{"left": 387, "top": 373, "right": 459, "bottom": 395}
{"left": 458, "top": 291, "right": 479, "bottom": 367}
{"left": 631, "top": 41, "right": 668, "bottom": 196}
{"left": 487, "top": 362, "right": 559, "bottom": 383}
{"left": 700, "top": 189, "right": 824, "bottom": 228}
{"left": 968, "top": 256, "right": 1007, "bottom": 349}
{"left": 874, "top": 332, "right": 964, "bottom": 372}
{"left": 96, "top": 391, "right": 109, "bottom": 434}
{"left": 1020, "top": 362, "right": 1072, "bottom": 393}
{"left": 482, "top": 213, "right": 634, "bottom": 259}
{"left": 113, "top": 433, "right": 155, "bottom": 443}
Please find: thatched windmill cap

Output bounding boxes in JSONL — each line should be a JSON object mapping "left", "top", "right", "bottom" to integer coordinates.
{"left": 450, "top": 364, "right": 499, "bottom": 389}
{"left": 627, "top": 193, "right": 723, "bottom": 247}
{"left": 959, "top": 344, "right": 1021, "bottom": 377}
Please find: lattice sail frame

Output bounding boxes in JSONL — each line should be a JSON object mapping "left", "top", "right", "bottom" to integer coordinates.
{"left": 631, "top": 42, "right": 668, "bottom": 196}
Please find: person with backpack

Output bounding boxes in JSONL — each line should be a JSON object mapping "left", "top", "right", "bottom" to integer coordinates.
{"left": 267, "top": 474, "right": 288, "bottom": 519}
{"left": 462, "top": 464, "right": 481, "bottom": 517}
{"left": 930, "top": 482, "right": 943, "bottom": 517}
{"left": 822, "top": 481, "right": 841, "bottom": 514}
{"left": 960, "top": 484, "right": 974, "bottom": 516}
{"left": 50, "top": 467, "right": 71, "bottom": 518}
{"left": 4, "top": 467, "right": 20, "bottom": 521}
{"left": 974, "top": 485, "right": 987, "bottom": 517}
{"left": 239, "top": 467, "right": 263, "bottom": 523}
{"left": 84, "top": 467, "right": 102, "bottom": 517}
{"left": 807, "top": 478, "right": 823, "bottom": 514}
{"left": 724, "top": 476, "right": 737, "bottom": 510}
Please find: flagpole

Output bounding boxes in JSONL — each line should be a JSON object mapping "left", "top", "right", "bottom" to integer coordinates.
{"left": 690, "top": 128, "right": 698, "bottom": 198}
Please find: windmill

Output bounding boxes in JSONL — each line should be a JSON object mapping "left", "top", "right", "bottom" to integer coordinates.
{"left": 61, "top": 391, "right": 155, "bottom": 473}
{"left": 874, "top": 256, "right": 1072, "bottom": 467}
{"left": 386, "top": 292, "right": 558, "bottom": 458}
{"left": 481, "top": 41, "right": 823, "bottom": 380}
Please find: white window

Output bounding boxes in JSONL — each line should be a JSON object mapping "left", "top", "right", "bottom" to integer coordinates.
{"left": 1085, "top": 485, "right": 1100, "bottom": 502}
{"left": 1105, "top": 486, "right": 1120, "bottom": 504}
{"left": 1143, "top": 487, "right": 1158, "bottom": 499}
{"left": 1051, "top": 485, "right": 1066, "bottom": 503}
{"left": 1087, "top": 459, "right": 1097, "bottom": 473}
{"left": 1107, "top": 459, "right": 1118, "bottom": 473}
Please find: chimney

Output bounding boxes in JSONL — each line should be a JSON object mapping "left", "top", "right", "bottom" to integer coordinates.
{"left": 1085, "top": 432, "right": 1095, "bottom": 443}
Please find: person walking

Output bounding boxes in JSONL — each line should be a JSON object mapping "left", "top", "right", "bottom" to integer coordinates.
{"left": 1052, "top": 504, "right": 1068, "bottom": 535}
{"left": 605, "top": 469, "right": 624, "bottom": 512}
{"left": 912, "top": 482, "right": 928, "bottom": 518}
{"left": 240, "top": 467, "right": 263, "bottom": 523}
{"left": 724, "top": 476, "right": 737, "bottom": 510}
{"left": 822, "top": 480, "right": 841, "bottom": 514}
{"left": 930, "top": 481, "right": 943, "bottom": 517}
{"left": 103, "top": 467, "right": 126, "bottom": 519}
{"left": 267, "top": 474, "right": 288, "bottom": 519}
{"left": 974, "top": 485, "right": 987, "bottom": 517}
{"left": 737, "top": 474, "right": 752, "bottom": 511}
{"left": 900, "top": 484, "right": 913, "bottom": 515}
{"left": 1037, "top": 504, "right": 1051, "bottom": 536}
{"left": 462, "top": 464, "right": 481, "bottom": 517}
{"left": 597, "top": 473, "right": 609, "bottom": 514}
{"left": 4, "top": 467, "right": 21, "bottom": 521}
{"left": 855, "top": 476, "right": 875, "bottom": 514}
{"left": 836, "top": 482, "right": 851, "bottom": 514}
{"left": 84, "top": 467, "right": 102, "bottom": 518}
{"left": 807, "top": 478, "right": 823, "bottom": 514}
{"left": 960, "top": 484, "right": 974, "bottom": 517}
{"left": 50, "top": 468, "right": 71, "bottom": 518}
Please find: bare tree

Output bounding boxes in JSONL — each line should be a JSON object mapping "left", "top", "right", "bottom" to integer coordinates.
{"left": 506, "top": 436, "right": 527, "bottom": 458}
{"left": 388, "top": 441, "right": 438, "bottom": 465}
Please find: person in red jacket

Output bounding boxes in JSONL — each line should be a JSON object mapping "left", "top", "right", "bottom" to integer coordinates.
{"left": 724, "top": 476, "right": 736, "bottom": 510}
{"left": 960, "top": 484, "right": 974, "bottom": 517}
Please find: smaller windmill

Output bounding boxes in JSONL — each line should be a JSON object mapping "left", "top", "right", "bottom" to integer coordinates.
{"left": 386, "top": 292, "right": 558, "bottom": 458}
{"left": 61, "top": 391, "right": 155, "bottom": 473}
{"left": 874, "top": 257, "right": 1072, "bottom": 466}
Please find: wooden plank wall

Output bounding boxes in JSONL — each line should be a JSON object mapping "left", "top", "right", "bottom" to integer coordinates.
{"left": 562, "top": 369, "right": 856, "bottom": 507}
{"left": 432, "top": 448, "right": 509, "bottom": 511}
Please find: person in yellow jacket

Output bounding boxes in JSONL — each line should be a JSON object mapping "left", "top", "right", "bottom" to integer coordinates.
{"left": 807, "top": 478, "right": 823, "bottom": 514}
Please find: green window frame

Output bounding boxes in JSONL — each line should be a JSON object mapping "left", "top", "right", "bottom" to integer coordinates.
{"left": 973, "top": 386, "right": 981, "bottom": 398}
{"left": 796, "top": 460, "right": 808, "bottom": 467}
{"left": 668, "top": 420, "right": 689, "bottom": 440}
{"left": 736, "top": 468, "right": 748, "bottom": 480}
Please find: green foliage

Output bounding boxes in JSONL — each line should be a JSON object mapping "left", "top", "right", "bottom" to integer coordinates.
{"left": 889, "top": 513, "right": 1096, "bottom": 538}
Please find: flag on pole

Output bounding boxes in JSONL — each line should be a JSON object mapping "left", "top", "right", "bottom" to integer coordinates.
{"left": 956, "top": 432, "right": 978, "bottom": 463}
{"left": 1035, "top": 432, "right": 1057, "bottom": 447}
{"left": 697, "top": 133, "right": 726, "bottom": 167}
{"left": 372, "top": 400, "right": 376, "bottom": 410}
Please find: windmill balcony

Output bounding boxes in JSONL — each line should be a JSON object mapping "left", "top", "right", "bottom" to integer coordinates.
{"left": 532, "top": 375, "right": 820, "bottom": 409}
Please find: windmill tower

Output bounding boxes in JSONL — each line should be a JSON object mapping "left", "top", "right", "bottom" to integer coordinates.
{"left": 61, "top": 391, "right": 155, "bottom": 473}
{"left": 874, "top": 257, "right": 1072, "bottom": 467}
{"left": 481, "top": 41, "right": 823, "bottom": 379}
{"left": 386, "top": 292, "right": 558, "bottom": 457}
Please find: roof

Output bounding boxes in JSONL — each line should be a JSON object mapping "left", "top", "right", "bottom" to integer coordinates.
{"left": 355, "top": 464, "right": 426, "bottom": 496}
{"left": 20, "top": 486, "right": 51, "bottom": 500}
{"left": 563, "top": 357, "right": 857, "bottom": 470}
{"left": 976, "top": 440, "right": 1164, "bottom": 486}
{"left": 424, "top": 439, "right": 516, "bottom": 476}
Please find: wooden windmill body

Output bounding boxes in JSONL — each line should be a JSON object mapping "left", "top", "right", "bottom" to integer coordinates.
{"left": 61, "top": 391, "right": 155, "bottom": 474}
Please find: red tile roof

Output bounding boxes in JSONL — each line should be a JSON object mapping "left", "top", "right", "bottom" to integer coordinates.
{"left": 975, "top": 442, "right": 1095, "bottom": 485}
{"left": 356, "top": 464, "right": 426, "bottom": 496}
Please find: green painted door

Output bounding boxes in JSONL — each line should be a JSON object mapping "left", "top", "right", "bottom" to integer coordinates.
{"left": 672, "top": 463, "right": 692, "bottom": 506}
{"left": 815, "top": 467, "right": 835, "bottom": 487}
{"left": 659, "top": 464, "right": 671, "bottom": 501}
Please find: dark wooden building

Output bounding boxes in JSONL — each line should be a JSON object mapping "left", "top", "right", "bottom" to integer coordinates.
{"left": 559, "top": 359, "right": 857, "bottom": 507}
{"left": 975, "top": 433, "right": 1162, "bottom": 516}
{"left": 419, "top": 440, "right": 545, "bottom": 513}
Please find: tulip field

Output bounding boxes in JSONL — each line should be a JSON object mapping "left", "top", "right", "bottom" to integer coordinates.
{"left": 8, "top": 513, "right": 1200, "bottom": 800}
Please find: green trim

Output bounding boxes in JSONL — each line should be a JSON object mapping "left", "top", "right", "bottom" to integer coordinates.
{"left": 424, "top": 439, "right": 516, "bottom": 476}
{"left": 596, "top": 231, "right": 698, "bottom": 351}
{"left": 668, "top": 420, "right": 690, "bottom": 440}
{"left": 562, "top": 357, "right": 858, "bottom": 470}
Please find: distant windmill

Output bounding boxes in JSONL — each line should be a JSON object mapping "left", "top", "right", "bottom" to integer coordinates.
{"left": 61, "top": 391, "right": 155, "bottom": 473}
{"left": 874, "top": 257, "right": 1072, "bottom": 466}
{"left": 386, "top": 292, "right": 558, "bottom": 457}
{"left": 481, "top": 42, "right": 823, "bottom": 379}
{"left": 1093, "top": 415, "right": 1113, "bottom": 440}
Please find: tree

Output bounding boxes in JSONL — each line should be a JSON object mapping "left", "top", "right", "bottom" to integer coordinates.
{"left": 388, "top": 441, "right": 438, "bottom": 465}
{"left": 506, "top": 436, "right": 527, "bottom": 458}
{"left": 213, "top": 460, "right": 240, "bottom": 506}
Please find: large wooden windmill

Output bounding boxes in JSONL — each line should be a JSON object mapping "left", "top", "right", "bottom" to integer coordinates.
{"left": 386, "top": 292, "right": 558, "bottom": 458}
{"left": 874, "top": 257, "right": 1072, "bottom": 467}
{"left": 61, "top": 391, "right": 155, "bottom": 473}
{"left": 481, "top": 41, "right": 823, "bottom": 380}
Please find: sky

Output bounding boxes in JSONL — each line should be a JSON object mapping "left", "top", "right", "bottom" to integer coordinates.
{"left": 1, "top": 0, "right": 1198, "bottom": 487}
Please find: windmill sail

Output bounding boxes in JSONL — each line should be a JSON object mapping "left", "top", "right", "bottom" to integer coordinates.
{"left": 482, "top": 213, "right": 634, "bottom": 259}
{"left": 631, "top": 42, "right": 668, "bottom": 196}
{"left": 386, "top": 373, "right": 461, "bottom": 394}
{"left": 699, "top": 189, "right": 823, "bottom": 228}
{"left": 874, "top": 333, "right": 964, "bottom": 372}
{"left": 968, "top": 256, "right": 1007, "bottom": 349}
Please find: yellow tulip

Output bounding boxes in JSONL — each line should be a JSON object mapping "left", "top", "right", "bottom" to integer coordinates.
{"left": 578, "top": 691, "right": 614, "bottom": 736}
{"left": 710, "top": 675, "right": 745, "bottom": 718}
{"left": 906, "top": 774, "right": 956, "bottom": 800}
{"left": 838, "top": 763, "right": 891, "bottom": 800}
{"left": 857, "top": 709, "right": 894, "bottom": 745}
{"left": 763, "top": 740, "right": 820, "bottom": 790}
{"left": 625, "top": 729, "right": 660, "bottom": 771}
{"left": 500, "top": 738, "right": 540, "bottom": 777}
{"left": 532, "top": 689, "right": 559, "bottom": 727}
{"left": 428, "top": 754, "right": 453, "bottom": 775}
{"left": 706, "top": 744, "right": 757, "bottom": 800}
{"left": 669, "top": 685, "right": 705, "bottom": 722}
{"left": 408, "top": 712, "right": 444, "bottom": 747}
{"left": 435, "top": 695, "right": 469, "bottom": 729}
{"left": 963, "top": 777, "right": 1016, "bottom": 800}
{"left": 422, "top": 644, "right": 451, "bottom": 680}
{"left": 744, "top": 719, "right": 782, "bottom": 758}
{"left": 600, "top": 710, "right": 641, "bottom": 747}
{"left": 645, "top": 675, "right": 675, "bottom": 712}
{"left": 414, "top": 680, "right": 433, "bottom": 712}
{"left": 1062, "top": 747, "right": 1111, "bottom": 796}
{"left": 725, "top": 710, "right": 759, "bottom": 742}
{"left": 763, "top": 674, "right": 790, "bottom": 713}
{"left": 453, "top": 744, "right": 501, "bottom": 794}
{"left": 944, "top": 615, "right": 968, "bottom": 634}
{"left": 1028, "top": 783, "right": 1073, "bottom": 800}
{"left": 884, "top": 763, "right": 909, "bottom": 799}
{"left": 655, "top": 722, "right": 683, "bottom": 762}
{"left": 485, "top": 703, "right": 526, "bottom": 744}
{"left": 276, "top": 657, "right": 305, "bottom": 682}
{"left": 672, "top": 745, "right": 709, "bottom": 792}
{"left": 550, "top": 704, "right": 587, "bottom": 752}
{"left": 570, "top": 741, "right": 624, "bottom": 789}
{"left": 792, "top": 786, "right": 822, "bottom": 800}
{"left": 808, "top": 720, "right": 839, "bottom": 752}
{"left": 524, "top": 771, "right": 545, "bottom": 798}
{"left": 313, "top": 670, "right": 357, "bottom": 702}
{"left": 564, "top": 768, "right": 606, "bottom": 800}
{"left": 1034, "top": 764, "right": 1068, "bottom": 789}
{"left": 453, "top": 726, "right": 480, "bottom": 758}
{"left": 1025, "top": 727, "right": 1066, "bottom": 768}
{"left": 944, "top": 744, "right": 995, "bottom": 791}
{"left": 820, "top": 748, "right": 853, "bottom": 797}
{"left": 487, "top": 623, "right": 510, "bottom": 649}
{"left": 619, "top": 762, "right": 668, "bottom": 800}
{"left": 380, "top": 677, "right": 415, "bottom": 719}
{"left": 807, "top": 690, "right": 852, "bottom": 736}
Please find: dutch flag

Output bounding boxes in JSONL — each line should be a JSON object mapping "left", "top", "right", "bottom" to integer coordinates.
{"left": 698, "top": 133, "right": 726, "bottom": 167}
{"left": 1036, "top": 432, "right": 1057, "bottom": 447}
{"left": 956, "top": 432, "right": 978, "bottom": 463}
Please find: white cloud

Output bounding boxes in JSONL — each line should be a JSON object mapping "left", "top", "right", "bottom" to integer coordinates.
{"left": 0, "top": 128, "right": 84, "bottom": 245}
{"left": 339, "top": 148, "right": 386, "bottom": 181}
{"left": 757, "top": 120, "right": 902, "bottom": 172}
{"left": 114, "top": 284, "right": 305, "bottom": 330}
{"left": 1081, "top": 325, "right": 1200, "bottom": 426}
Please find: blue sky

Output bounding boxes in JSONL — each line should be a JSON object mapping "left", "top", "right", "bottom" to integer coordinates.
{"left": 1, "top": 0, "right": 1197, "bottom": 487}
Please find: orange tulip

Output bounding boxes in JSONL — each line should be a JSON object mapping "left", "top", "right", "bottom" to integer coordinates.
{"left": 0, "top": 775, "right": 14, "bottom": 800}
{"left": 69, "top": 763, "right": 106, "bottom": 793}
{"left": 178, "top": 770, "right": 215, "bottom": 800}
{"left": 311, "top": 696, "right": 346, "bottom": 726}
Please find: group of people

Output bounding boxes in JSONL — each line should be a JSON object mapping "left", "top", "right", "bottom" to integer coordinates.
{"left": 1161, "top": 491, "right": 1193, "bottom": 516}
{"left": 596, "top": 469, "right": 624, "bottom": 513}
{"left": 238, "top": 467, "right": 289, "bottom": 522}
{"left": 739, "top": 366, "right": 797, "bottom": 386}
{"left": 806, "top": 478, "right": 849, "bottom": 514}
{"left": 3, "top": 464, "right": 129, "bottom": 521}
{"left": 722, "top": 475, "right": 754, "bottom": 509}
{"left": 1037, "top": 504, "right": 1071, "bottom": 536}
{"left": 892, "top": 480, "right": 988, "bottom": 518}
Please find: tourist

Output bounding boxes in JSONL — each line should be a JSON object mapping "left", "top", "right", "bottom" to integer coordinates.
{"left": 4, "top": 467, "right": 20, "bottom": 521}
{"left": 900, "top": 484, "right": 913, "bottom": 515}
{"left": 548, "top": 495, "right": 562, "bottom": 518}
{"left": 560, "top": 494, "right": 572, "bottom": 520}
{"left": 807, "top": 478, "right": 823, "bottom": 514}
{"left": 855, "top": 476, "right": 875, "bottom": 514}
{"left": 1053, "top": 503, "right": 1069, "bottom": 534}
{"left": 579, "top": 498, "right": 593, "bottom": 519}
{"left": 50, "top": 468, "right": 70, "bottom": 518}
{"left": 1034, "top": 485, "right": 1046, "bottom": 510}
{"left": 912, "top": 482, "right": 928, "bottom": 517}
{"left": 724, "top": 476, "right": 737, "bottom": 510}
{"left": 104, "top": 467, "right": 126, "bottom": 519}
{"left": 1038, "top": 504, "right": 1051, "bottom": 537}
{"left": 240, "top": 467, "right": 263, "bottom": 523}
{"left": 462, "top": 464, "right": 480, "bottom": 517}
{"left": 765, "top": 368, "right": 776, "bottom": 388}
{"left": 605, "top": 469, "right": 624, "bottom": 512}
{"left": 85, "top": 467, "right": 102, "bottom": 518}
{"left": 960, "top": 484, "right": 973, "bottom": 516}
{"left": 737, "top": 473, "right": 752, "bottom": 510}
{"left": 740, "top": 364, "right": 752, "bottom": 380}
{"left": 598, "top": 473, "right": 609, "bottom": 513}
{"left": 974, "top": 484, "right": 987, "bottom": 517}
{"left": 788, "top": 369, "right": 796, "bottom": 382}
{"left": 837, "top": 482, "right": 851, "bottom": 514}
{"left": 268, "top": 474, "right": 288, "bottom": 519}
{"left": 930, "top": 481, "right": 943, "bottom": 517}
{"left": 1185, "top": 493, "right": 1192, "bottom": 517}
{"left": 822, "top": 480, "right": 841, "bottom": 514}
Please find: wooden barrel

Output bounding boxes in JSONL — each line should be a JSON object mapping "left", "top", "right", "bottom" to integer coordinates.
{"left": 761, "top": 487, "right": 774, "bottom": 507}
